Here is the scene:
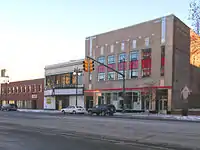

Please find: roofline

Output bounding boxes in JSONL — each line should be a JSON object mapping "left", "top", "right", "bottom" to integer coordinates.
{"left": 45, "top": 59, "right": 84, "bottom": 70}
{"left": 1, "top": 78, "right": 44, "bottom": 84}
{"left": 85, "top": 14, "right": 176, "bottom": 39}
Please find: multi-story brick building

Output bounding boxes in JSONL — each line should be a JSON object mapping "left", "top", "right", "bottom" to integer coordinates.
{"left": 0, "top": 78, "right": 44, "bottom": 109}
{"left": 44, "top": 59, "right": 84, "bottom": 110}
{"left": 84, "top": 14, "right": 200, "bottom": 114}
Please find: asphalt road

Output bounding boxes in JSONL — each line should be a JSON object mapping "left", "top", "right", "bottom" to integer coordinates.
{"left": 0, "top": 111, "right": 200, "bottom": 150}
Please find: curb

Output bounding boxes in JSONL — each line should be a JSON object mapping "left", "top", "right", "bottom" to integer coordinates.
{"left": 112, "top": 115, "right": 200, "bottom": 123}
{"left": 16, "top": 111, "right": 200, "bottom": 123}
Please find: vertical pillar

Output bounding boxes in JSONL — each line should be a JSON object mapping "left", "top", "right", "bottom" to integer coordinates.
{"left": 168, "top": 89, "right": 172, "bottom": 112}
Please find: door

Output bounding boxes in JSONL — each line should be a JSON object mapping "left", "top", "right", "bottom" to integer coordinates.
{"left": 86, "top": 96, "right": 93, "bottom": 110}
{"left": 159, "top": 99, "right": 167, "bottom": 114}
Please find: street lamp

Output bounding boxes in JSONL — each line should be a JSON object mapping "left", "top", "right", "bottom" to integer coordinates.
{"left": 73, "top": 67, "right": 81, "bottom": 106}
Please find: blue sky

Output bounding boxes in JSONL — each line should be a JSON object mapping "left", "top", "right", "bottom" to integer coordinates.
{"left": 0, "top": 0, "right": 192, "bottom": 81}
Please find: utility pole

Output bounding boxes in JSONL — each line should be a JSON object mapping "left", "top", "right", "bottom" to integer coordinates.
{"left": 122, "top": 58, "right": 126, "bottom": 110}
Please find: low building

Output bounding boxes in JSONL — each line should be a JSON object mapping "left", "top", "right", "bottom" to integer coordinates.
{"left": 0, "top": 78, "right": 44, "bottom": 109}
{"left": 44, "top": 59, "right": 84, "bottom": 110}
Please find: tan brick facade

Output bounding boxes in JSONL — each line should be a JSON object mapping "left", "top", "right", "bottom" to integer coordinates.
{"left": 84, "top": 14, "right": 200, "bottom": 113}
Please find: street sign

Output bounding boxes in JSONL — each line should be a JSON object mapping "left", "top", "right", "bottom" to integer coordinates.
{"left": 181, "top": 85, "right": 191, "bottom": 100}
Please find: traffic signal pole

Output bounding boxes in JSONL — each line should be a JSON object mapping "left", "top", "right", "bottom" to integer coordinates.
{"left": 86, "top": 56, "right": 126, "bottom": 110}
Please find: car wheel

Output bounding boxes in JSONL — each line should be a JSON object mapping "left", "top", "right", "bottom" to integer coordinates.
{"left": 101, "top": 111, "right": 106, "bottom": 116}
{"left": 62, "top": 110, "right": 65, "bottom": 114}
{"left": 72, "top": 110, "right": 76, "bottom": 114}
{"left": 88, "top": 111, "right": 92, "bottom": 115}
{"left": 109, "top": 112, "right": 114, "bottom": 116}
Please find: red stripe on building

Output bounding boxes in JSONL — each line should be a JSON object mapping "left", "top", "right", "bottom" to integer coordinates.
{"left": 84, "top": 86, "right": 172, "bottom": 92}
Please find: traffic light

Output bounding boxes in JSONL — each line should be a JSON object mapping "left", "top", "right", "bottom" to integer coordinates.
{"left": 83, "top": 59, "right": 89, "bottom": 72}
{"left": 89, "top": 60, "right": 94, "bottom": 72}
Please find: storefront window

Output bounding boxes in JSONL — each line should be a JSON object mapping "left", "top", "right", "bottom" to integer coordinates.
{"left": 112, "top": 93, "right": 118, "bottom": 101}
{"left": 78, "top": 74, "right": 83, "bottom": 84}
{"left": 16, "top": 100, "right": 24, "bottom": 108}
{"left": 126, "top": 92, "right": 132, "bottom": 109}
{"left": 133, "top": 92, "right": 138, "bottom": 102}
{"left": 72, "top": 73, "right": 76, "bottom": 84}
{"left": 24, "top": 100, "right": 32, "bottom": 109}
{"left": 105, "top": 93, "right": 111, "bottom": 104}
{"left": 61, "top": 74, "right": 65, "bottom": 86}
{"left": 55, "top": 75, "right": 61, "bottom": 85}
{"left": 46, "top": 76, "right": 55, "bottom": 87}
{"left": 65, "top": 73, "right": 70, "bottom": 85}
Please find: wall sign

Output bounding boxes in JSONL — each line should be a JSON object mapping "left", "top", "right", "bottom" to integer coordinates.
{"left": 44, "top": 88, "right": 84, "bottom": 96}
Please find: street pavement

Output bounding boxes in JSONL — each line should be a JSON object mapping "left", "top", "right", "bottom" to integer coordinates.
{"left": 0, "top": 111, "right": 200, "bottom": 150}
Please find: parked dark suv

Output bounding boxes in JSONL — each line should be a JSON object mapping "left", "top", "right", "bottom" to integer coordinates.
{"left": 88, "top": 104, "right": 116, "bottom": 116}
{"left": 1, "top": 104, "right": 18, "bottom": 111}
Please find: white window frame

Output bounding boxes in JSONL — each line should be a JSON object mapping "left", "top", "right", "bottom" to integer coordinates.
{"left": 118, "top": 71, "right": 126, "bottom": 80}
{"left": 110, "top": 44, "right": 114, "bottom": 53}
{"left": 107, "top": 72, "right": 115, "bottom": 80}
{"left": 98, "top": 56, "right": 105, "bottom": 64}
{"left": 121, "top": 42, "right": 125, "bottom": 51}
{"left": 130, "top": 51, "right": 139, "bottom": 61}
{"left": 108, "top": 55, "right": 115, "bottom": 64}
{"left": 129, "top": 69, "right": 138, "bottom": 78}
{"left": 118, "top": 53, "right": 127, "bottom": 62}
{"left": 89, "top": 74, "right": 92, "bottom": 81}
{"left": 98, "top": 73, "right": 105, "bottom": 81}
{"left": 145, "top": 37, "right": 150, "bottom": 47}
{"left": 100, "top": 46, "right": 104, "bottom": 55}
{"left": 132, "top": 40, "right": 136, "bottom": 49}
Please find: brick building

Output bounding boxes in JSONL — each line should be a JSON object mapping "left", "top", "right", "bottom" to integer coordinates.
{"left": 0, "top": 78, "right": 44, "bottom": 109}
{"left": 84, "top": 14, "right": 200, "bottom": 114}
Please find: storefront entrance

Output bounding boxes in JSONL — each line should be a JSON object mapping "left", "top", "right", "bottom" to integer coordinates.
{"left": 55, "top": 96, "right": 69, "bottom": 110}
{"left": 158, "top": 99, "right": 168, "bottom": 114}
{"left": 155, "top": 89, "right": 168, "bottom": 114}
{"left": 86, "top": 96, "right": 93, "bottom": 110}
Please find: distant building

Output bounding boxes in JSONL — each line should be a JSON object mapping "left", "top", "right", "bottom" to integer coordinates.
{"left": 44, "top": 59, "right": 84, "bottom": 110}
{"left": 0, "top": 78, "right": 44, "bottom": 109}
{"left": 84, "top": 14, "right": 200, "bottom": 114}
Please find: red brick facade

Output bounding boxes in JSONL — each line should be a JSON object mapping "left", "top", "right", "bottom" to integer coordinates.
{"left": 0, "top": 78, "right": 44, "bottom": 109}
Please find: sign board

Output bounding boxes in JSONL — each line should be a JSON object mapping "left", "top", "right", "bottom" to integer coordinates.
{"left": 44, "top": 88, "right": 84, "bottom": 96}
{"left": 44, "top": 97, "right": 56, "bottom": 109}
{"left": 31, "top": 94, "right": 37, "bottom": 99}
{"left": 46, "top": 97, "right": 52, "bottom": 104}
{"left": 181, "top": 85, "right": 191, "bottom": 100}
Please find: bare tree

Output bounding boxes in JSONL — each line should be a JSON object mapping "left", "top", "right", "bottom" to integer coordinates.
{"left": 189, "top": 0, "right": 200, "bottom": 34}
{"left": 142, "top": 81, "right": 156, "bottom": 111}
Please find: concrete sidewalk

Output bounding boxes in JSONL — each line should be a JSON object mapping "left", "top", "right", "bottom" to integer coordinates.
{"left": 114, "top": 112, "right": 200, "bottom": 122}
{"left": 17, "top": 109, "right": 200, "bottom": 122}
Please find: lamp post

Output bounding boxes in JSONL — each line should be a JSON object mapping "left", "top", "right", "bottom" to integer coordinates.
{"left": 73, "top": 67, "right": 81, "bottom": 106}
